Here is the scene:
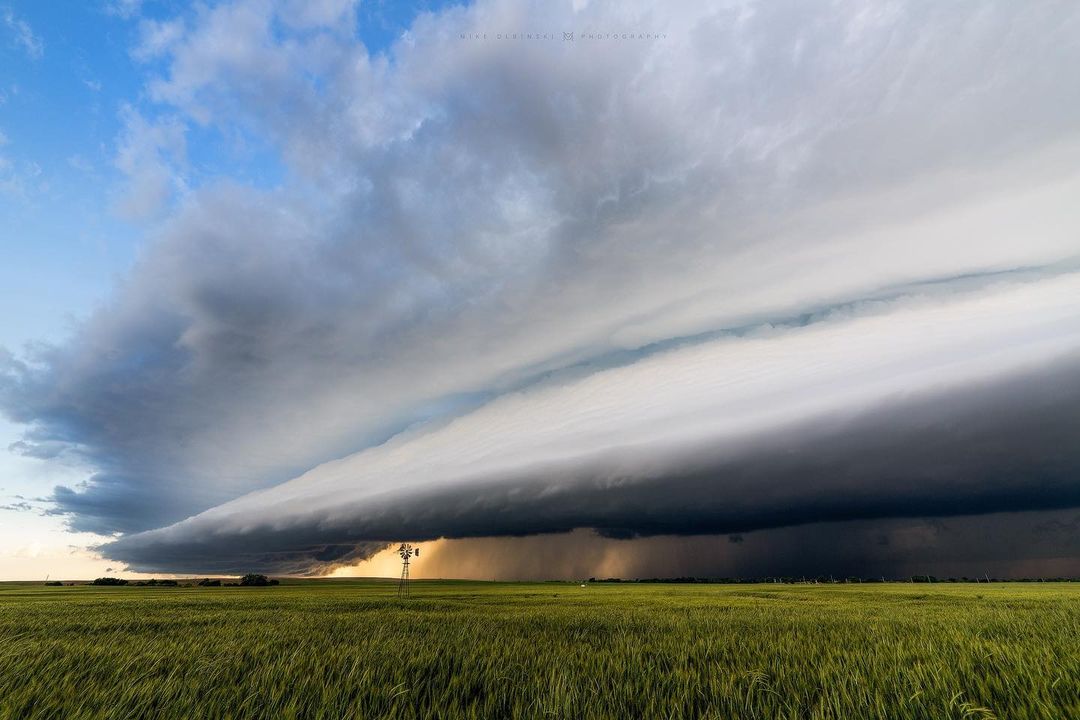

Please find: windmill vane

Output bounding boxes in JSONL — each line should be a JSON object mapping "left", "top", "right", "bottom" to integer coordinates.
{"left": 397, "top": 543, "right": 420, "bottom": 598}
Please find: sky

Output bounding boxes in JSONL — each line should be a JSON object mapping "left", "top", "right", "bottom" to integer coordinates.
{"left": 0, "top": 0, "right": 1078, "bottom": 581}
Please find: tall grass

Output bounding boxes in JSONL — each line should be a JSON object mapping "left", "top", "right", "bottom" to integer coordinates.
{"left": 0, "top": 581, "right": 1076, "bottom": 719}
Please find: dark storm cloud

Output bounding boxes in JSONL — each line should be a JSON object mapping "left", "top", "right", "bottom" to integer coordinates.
{"left": 103, "top": 354, "right": 1080, "bottom": 574}
{"left": 410, "top": 511, "right": 1080, "bottom": 582}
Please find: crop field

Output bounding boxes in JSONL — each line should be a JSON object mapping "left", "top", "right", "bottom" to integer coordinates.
{"left": 0, "top": 580, "right": 1077, "bottom": 719}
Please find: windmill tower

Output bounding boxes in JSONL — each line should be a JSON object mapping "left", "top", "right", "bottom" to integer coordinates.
{"left": 397, "top": 543, "right": 420, "bottom": 598}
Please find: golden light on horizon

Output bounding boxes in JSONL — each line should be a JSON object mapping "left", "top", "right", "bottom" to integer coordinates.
{"left": 329, "top": 540, "right": 452, "bottom": 579}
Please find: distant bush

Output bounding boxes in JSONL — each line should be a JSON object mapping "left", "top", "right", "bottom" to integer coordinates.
{"left": 238, "top": 574, "right": 279, "bottom": 586}
{"left": 91, "top": 578, "right": 128, "bottom": 586}
{"left": 134, "top": 579, "right": 179, "bottom": 587}
{"left": 44, "top": 581, "right": 63, "bottom": 586}
{"left": 197, "top": 578, "right": 221, "bottom": 587}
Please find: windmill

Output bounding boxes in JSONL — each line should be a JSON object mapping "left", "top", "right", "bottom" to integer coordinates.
{"left": 397, "top": 543, "right": 420, "bottom": 598}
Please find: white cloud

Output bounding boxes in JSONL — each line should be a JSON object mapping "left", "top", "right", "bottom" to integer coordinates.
{"left": 132, "top": 17, "right": 185, "bottom": 62}
{"left": 111, "top": 105, "right": 188, "bottom": 220}
{"left": 278, "top": 0, "right": 357, "bottom": 31}
{"left": 105, "top": 0, "right": 143, "bottom": 21}
{"left": 67, "top": 154, "right": 94, "bottom": 173}
{"left": 2, "top": 7, "right": 43, "bottom": 59}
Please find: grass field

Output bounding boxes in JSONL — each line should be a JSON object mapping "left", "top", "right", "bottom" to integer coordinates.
{"left": 1, "top": 580, "right": 1077, "bottom": 719}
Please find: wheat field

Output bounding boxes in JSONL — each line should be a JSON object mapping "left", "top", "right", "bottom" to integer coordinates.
{"left": 1, "top": 580, "right": 1077, "bottom": 719}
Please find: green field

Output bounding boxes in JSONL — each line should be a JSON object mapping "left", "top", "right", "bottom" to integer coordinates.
{"left": 1, "top": 580, "right": 1077, "bottom": 719}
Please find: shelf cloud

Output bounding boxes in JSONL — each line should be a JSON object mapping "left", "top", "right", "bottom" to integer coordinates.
{"left": 3, "top": 0, "right": 1080, "bottom": 575}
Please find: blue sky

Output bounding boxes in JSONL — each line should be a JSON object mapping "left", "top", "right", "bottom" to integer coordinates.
{"left": 2, "top": 3, "right": 135, "bottom": 349}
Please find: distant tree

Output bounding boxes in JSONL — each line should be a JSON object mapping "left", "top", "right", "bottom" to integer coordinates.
{"left": 197, "top": 578, "right": 221, "bottom": 587}
{"left": 91, "top": 577, "right": 128, "bottom": 586}
{"left": 238, "top": 573, "right": 278, "bottom": 586}
{"left": 44, "top": 581, "right": 63, "bottom": 586}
